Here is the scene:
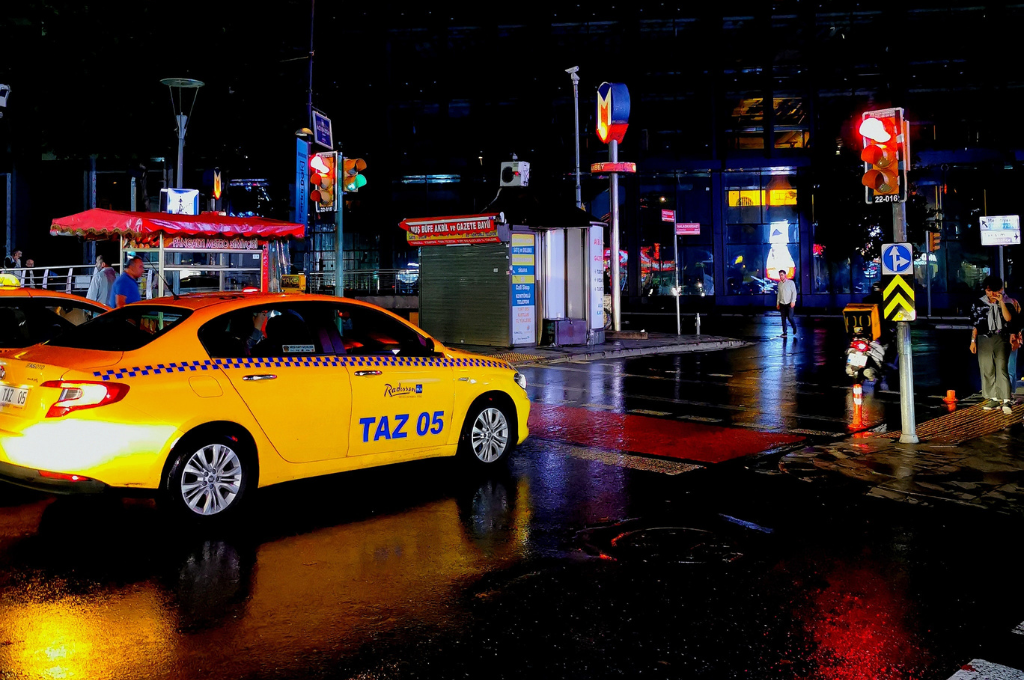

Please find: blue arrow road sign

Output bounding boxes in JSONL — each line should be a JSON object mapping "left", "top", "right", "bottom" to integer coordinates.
{"left": 882, "top": 242, "right": 913, "bottom": 275}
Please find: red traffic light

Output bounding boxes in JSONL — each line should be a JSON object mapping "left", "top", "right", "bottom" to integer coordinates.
{"left": 862, "top": 168, "right": 898, "bottom": 193}
{"left": 309, "top": 151, "right": 337, "bottom": 212}
{"left": 859, "top": 108, "right": 908, "bottom": 204}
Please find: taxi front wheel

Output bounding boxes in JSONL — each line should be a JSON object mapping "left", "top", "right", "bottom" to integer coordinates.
{"left": 459, "top": 399, "right": 515, "bottom": 466}
{"left": 163, "top": 435, "right": 252, "bottom": 520}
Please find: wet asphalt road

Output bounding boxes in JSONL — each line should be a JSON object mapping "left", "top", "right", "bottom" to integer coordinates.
{"left": 1, "top": 316, "right": 1022, "bottom": 679}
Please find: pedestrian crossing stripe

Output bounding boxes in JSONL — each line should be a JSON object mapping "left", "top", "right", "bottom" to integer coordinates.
{"left": 882, "top": 274, "right": 916, "bottom": 321}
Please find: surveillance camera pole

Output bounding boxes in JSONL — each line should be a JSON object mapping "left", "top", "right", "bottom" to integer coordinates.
{"left": 567, "top": 67, "right": 582, "bottom": 209}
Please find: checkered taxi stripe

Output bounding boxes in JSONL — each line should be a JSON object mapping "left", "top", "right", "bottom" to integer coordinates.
{"left": 92, "top": 356, "right": 511, "bottom": 380}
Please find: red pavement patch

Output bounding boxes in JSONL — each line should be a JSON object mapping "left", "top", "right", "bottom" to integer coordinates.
{"left": 528, "top": 404, "right": 805, "bottom": 464}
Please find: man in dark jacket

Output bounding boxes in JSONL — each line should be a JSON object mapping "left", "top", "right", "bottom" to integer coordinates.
{"left": 971, "top": 275, "right": 1020, "bottom": 415}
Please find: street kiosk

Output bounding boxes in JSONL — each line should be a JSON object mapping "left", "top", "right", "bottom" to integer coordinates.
{"left": 402, "top": 190, "right": 606, "bottom": 348}
{"left": 50, "top": 209, "right": 302, "bottom": 298}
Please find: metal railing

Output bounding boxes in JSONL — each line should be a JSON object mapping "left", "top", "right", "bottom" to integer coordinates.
{"left": 1, "top": 264, "right": 121, "bottom": 296}
{"left": 306, "top": 269, "right": 419, "bottom": 296}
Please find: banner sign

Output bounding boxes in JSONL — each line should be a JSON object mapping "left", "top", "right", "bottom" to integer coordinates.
{"left": 295, "top": 137, "right": 309, "bottom": 231}
{"left": 165, "top": 236, "right": 261, "bottom": 251}
{"left": 980, "top": 215, "right": 1021, "bottom": 246}
{"left": 312, "top": 110, "right": 333, "bottom": 149}
{"left": 511, "top": 232, "right": 537, "bottom": 345}
{"left": 676, "top": 223, "right": 700, "bottom": 236}
{"left": 400, "top": 214, "right": 500, "bottom": 246}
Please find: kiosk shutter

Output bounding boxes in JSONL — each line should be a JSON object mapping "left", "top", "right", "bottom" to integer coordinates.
{"left": 420, "top": 244, "right": 511, "bottom": 346}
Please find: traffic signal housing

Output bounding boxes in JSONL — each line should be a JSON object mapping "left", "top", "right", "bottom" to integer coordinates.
{"left": 928, "top": 231, "right": 941, "bottom": 252}
{"left": 859, "top": 108, "right": 908, "bottom": 205}
{"left": 309, "top": 151, "right": 337, "bottom": 212}
{"left": 342, "top": 158, "right": 367, "bottom": 193}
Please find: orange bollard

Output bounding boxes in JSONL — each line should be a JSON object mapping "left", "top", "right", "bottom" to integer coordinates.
{"left": 943, "top": 390, "right": 957, "bottom": 403}
{"left": 852, "top": 383, "right": 864, "bottom": 428}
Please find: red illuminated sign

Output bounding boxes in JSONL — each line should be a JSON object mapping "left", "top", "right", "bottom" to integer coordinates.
{"left": 590, "top": 162, "right": 636, "bottom": 174}
{"left": 399, "top": 214, "right": 501, "bottom": 246}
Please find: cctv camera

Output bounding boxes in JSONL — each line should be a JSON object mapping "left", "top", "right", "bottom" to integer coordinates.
{"left": 565, "top": 66, "right": 579, "bottom": 74}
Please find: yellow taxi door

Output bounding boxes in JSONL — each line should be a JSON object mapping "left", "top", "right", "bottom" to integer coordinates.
{"left": 328, "top": 303, "right": 454, "bottom": 457}
{"left": 203, "top": 302, "right": 352, "bottom": 464}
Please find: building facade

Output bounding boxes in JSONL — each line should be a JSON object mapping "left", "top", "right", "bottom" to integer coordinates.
{"left": 346, "top": 2, "right": 1024, "bottom": 317}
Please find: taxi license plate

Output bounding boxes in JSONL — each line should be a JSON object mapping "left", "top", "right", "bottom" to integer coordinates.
{"left": 0, "top": 385, "right": 29, "bottom": 409}
{"left": 847, "top": 353, "right": 868, "bottom": 368}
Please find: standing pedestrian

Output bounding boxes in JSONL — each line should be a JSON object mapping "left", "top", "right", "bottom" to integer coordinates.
{"left": 22, "top": 258, "right": 37, "bottom": 288}
{"left": 970, "top": 275, "right": 1019, "bottom": 415}
{"left": 1004, "top": 290, "right": 1023, "bottom": 395}
{"left": 86, "top": 255, "right": 117, "bottom": 305}
{"left": 776, "top": 269, "right": 798, "bottom": 337}
{"left": 3, "top": 249, "right": 21, "bottom": 270}
{"left": 109, "top": 256, "right": 144, "bottom": 309}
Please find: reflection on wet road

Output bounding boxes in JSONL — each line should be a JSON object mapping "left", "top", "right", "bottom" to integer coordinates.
{"left": 0, "top": 318, "right": 1019, "bottom": 679}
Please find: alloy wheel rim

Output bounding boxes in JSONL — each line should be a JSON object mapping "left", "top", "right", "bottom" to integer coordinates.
{"left": 181, "top": 444, "right": 243, "bottom": 516}
{"left": 471, "top": 408, "right": 509, "bottom": 463}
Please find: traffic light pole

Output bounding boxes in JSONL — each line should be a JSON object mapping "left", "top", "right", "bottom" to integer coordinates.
{"left": 893, "top": 202, "right": 919, "bottom": 444}
{"left": 609, "top": 139, "right": 621, "bottom": 332}
{"left": 926, "top": 231, "right": 932, "bottom": 318}
{"left": 334, "top": 154, "right": 344, "bottom": 299}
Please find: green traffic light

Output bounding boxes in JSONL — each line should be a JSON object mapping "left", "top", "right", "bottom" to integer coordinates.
{"left": 344, "top": 174, "right": 367, "bottom": 192}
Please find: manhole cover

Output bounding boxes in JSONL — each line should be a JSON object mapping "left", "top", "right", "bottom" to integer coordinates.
{"left": 579, "top": 522, "right": 742, "bottom": 564}
{"left": 609, "top": 527, "right": 741, "bottom": 564}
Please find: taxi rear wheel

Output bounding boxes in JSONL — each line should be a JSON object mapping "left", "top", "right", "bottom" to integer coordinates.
{"left": 459, "top": 399, "right": 514, "bottom": 466}
{"left": 164, "top": 435, "right": 252, "bottom": 520}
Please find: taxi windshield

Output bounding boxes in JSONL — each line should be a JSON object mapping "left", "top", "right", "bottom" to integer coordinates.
{"left": 47, "top": 305, "right": 192, "bottom": 352}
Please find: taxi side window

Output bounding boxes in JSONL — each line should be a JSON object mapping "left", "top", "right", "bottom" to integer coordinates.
{"left": 326, "top": 304, "right": 435, "bottom": 357}
{"left": 199, "top": 304, "right": 325, "bottom": 358}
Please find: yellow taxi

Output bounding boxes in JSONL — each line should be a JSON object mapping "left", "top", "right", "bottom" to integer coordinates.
{"left": 0, "top": 285, "right": 110, "bottom": 356}
{"left": 0, "top": 294, "right": 530, "bottom": 520}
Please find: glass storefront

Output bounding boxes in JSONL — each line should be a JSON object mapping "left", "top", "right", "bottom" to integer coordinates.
{"left": 723, "top": 169, "right": 798, "bottom": 296}
{"left": 638, "top": 174, "right": 714, "bottom": 298}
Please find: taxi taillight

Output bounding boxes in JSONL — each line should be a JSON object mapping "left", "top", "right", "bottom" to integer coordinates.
{"left": 40, "top": 381, "right": 130, "bottom": 418}
{"left": 38, "top": 470, "right": 92, "bottom": 482}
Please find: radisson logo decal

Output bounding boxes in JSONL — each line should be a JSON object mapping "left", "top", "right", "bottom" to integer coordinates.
{"left": 384, "top": 383, "right": 423, "bottom": 397}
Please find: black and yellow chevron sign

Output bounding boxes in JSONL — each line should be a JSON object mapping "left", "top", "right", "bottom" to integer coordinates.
{"left": 882, "top": 274, "right": 916, "bottom": 321}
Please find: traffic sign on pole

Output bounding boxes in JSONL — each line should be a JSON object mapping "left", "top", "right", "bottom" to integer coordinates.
{"left": 881, "top": 242, "right": 913, "bottom": 275}
{"left": 882, "top": 274, "right": 916, "bottom": 321}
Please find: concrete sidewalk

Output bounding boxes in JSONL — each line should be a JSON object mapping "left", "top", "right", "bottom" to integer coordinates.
{"left": 457, "top": 332, "right": 747, "bottom": 366}
{"left": 780, "top": 401, "right": 1024, "bottom": 517}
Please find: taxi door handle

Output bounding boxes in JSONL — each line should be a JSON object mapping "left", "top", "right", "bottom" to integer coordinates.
{"left": 354, "top": 370, "right": 382, "bottom": 377}
{"left": 242, "top": 374, "right": 277, "bottom": 382}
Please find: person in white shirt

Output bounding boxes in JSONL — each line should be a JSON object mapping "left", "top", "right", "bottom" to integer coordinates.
{"left": 86, "top": 255, "right": 117, "bottom": 305}
{"left": 776, "top": 269, "right": 798, "bottom": 337}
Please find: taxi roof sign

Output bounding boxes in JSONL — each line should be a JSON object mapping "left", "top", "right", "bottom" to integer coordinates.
{"left": 0, "top": 273, "right": 21, "bottom": 288}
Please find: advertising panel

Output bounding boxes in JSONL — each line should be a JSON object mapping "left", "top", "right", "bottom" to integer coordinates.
{"left": 401, "top": 215, "right": 500, "bottom": 246}
{"left": 511, "top": 232, "right": 536, "bottom": 345}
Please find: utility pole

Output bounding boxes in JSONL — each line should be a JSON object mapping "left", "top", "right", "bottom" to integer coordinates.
{"left": 609, "top": 138, "right": 621, "bottom": 332}
{"left": 308, "top": 0, "right": 315, "bottom": 129}
{"left": 893, "top": 201, "right": 919, "bottom": 444}
{"left": 335, "top": 148, "right": 344, "bottom": 299}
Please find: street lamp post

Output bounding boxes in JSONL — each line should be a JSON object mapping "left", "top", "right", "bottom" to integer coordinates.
{"left": 160, "top": 78, "right": 204, "bottom": 189}
{"left": 566, "top": 66, "right": 582, "bottom": 209}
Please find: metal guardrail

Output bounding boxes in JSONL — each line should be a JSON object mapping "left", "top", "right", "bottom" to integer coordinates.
{"left": 307, "top": 269, "right": 419, "bottom": 296}
{"left": 1, "top": 264, "right": 121, "bottom": 296}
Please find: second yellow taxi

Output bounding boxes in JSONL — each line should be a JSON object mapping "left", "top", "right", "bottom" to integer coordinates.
{"left": 0, "top": 294, "right": 530, "bottom": 520}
